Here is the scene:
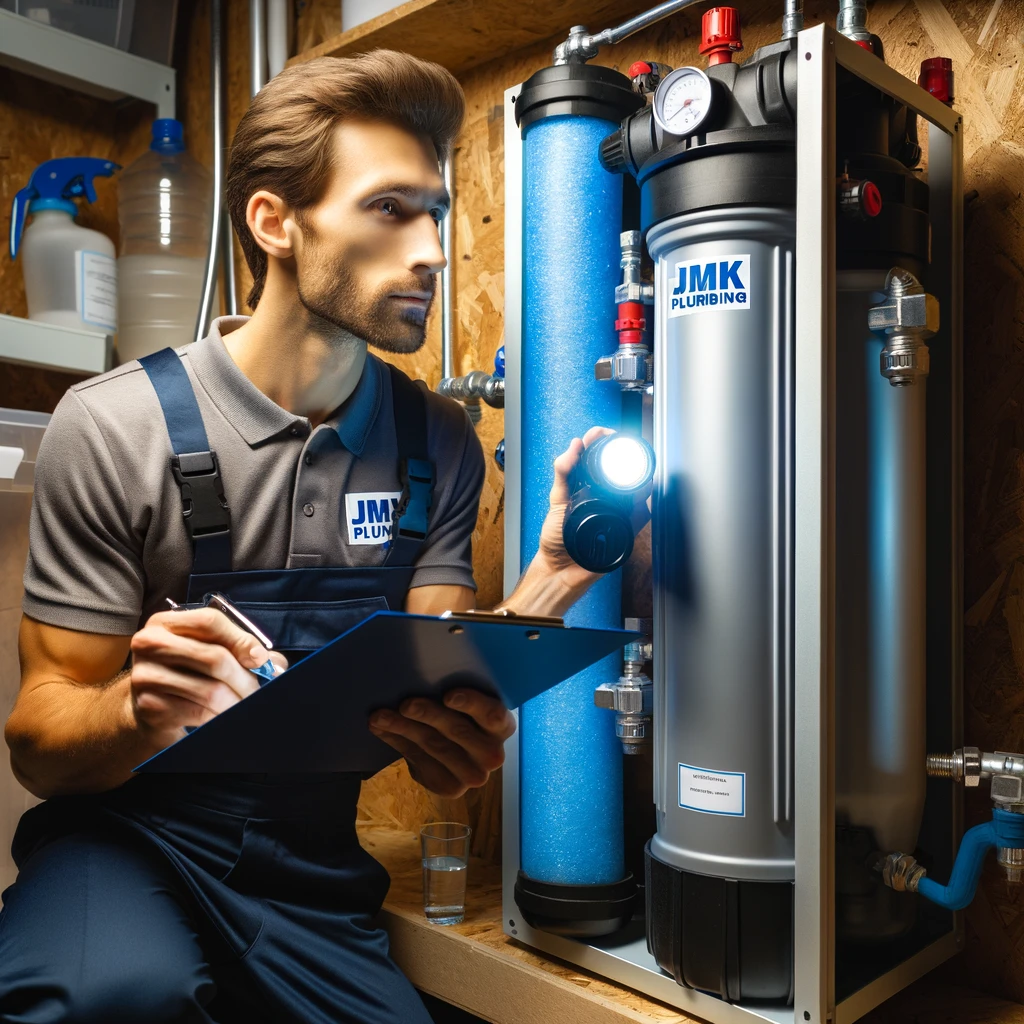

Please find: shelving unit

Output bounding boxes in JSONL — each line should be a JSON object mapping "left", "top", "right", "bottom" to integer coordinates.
{"left": 0, "top": 314, "right": 113, "bottom": 377}
{"left": 289, "top": 0, "right": 651, "bottom": 76}
{"left": 0, "top": 9, "right": 175, "bottom": 118}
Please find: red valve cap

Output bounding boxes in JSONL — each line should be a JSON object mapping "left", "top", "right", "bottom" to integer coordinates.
{"left": 919, "top": 56, "right": 954, "bottom": 105}
{"left": 700, "top": 6, "right": 742, "bottom": 66}
{"left": 628, "top": 61, "right": 653, "bottom": 79}
{"left": 862, "top": 181, "right": 882, "bottom": 218}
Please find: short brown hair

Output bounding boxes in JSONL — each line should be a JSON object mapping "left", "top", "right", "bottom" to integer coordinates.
{"left": 227, "top": 49, "right": 464, "bottom": 309}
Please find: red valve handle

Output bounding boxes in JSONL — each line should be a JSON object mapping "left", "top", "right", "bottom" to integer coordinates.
{"left": 700, "top": 7, "right": 742, "bottom": 67}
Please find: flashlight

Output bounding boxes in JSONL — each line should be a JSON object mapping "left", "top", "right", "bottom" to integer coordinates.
{"left": 562, "top": 432, "right": 655, "bottom": 573}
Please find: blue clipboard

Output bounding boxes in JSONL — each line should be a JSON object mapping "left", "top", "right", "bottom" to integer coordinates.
{"left": 134, "top": 611, "right": 639, "bottom": 775}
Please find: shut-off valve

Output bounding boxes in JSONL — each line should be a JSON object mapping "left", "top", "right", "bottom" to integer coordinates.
{"left": 881, "top": 747, "right": 1024, "bottom": 909}
{"left": 594, "top": 619, "right": 653, "bottom": 754}
{"left": 595, "top": 231, "right": 654, "bottom": 392}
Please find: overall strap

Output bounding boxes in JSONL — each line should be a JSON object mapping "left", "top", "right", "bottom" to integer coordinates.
{"left": 385, "top": 363, "right": 436, "bottom": 566}
{"left": 139, "top": 348, "right": 232, "bottom": 574}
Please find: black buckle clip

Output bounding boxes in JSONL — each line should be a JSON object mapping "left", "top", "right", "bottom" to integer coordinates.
{"left": 393, "top": 457, "right": 435, "bottom": 541}
{"left": 170, "top": 450, "right": 231, "bottom": 539}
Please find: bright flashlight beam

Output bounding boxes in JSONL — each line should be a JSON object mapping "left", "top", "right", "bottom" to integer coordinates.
{"left": 597, "top": 436, "right": 653, "bottom": 492}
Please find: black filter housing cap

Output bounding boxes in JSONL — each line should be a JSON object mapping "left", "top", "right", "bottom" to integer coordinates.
{"left": 515, "top": 63, "right": 644, "bottom": 136}
{"left": 515, "top": 870, "right": 637, "bottom": 938}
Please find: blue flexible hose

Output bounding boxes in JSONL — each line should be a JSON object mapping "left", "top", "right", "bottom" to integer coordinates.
{"left": 519, "top": 114, "right": 625, "bottom": 885}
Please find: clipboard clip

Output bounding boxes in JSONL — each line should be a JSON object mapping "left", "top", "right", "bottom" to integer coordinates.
{"left": 440, "top": 609, "right": 565, "bottom": 628}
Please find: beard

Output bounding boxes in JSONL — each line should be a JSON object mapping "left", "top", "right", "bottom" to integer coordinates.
{"left": 295, "top": 234, "right": 434, "bottom": 354}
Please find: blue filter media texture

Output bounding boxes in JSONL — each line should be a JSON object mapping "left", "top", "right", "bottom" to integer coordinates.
{"left": 520, "top": 114, "right": 625, "bottom": 886}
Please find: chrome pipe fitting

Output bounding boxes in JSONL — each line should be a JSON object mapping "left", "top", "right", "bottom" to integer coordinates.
{"left": 782, "top": 0, "right": 803, "bottom": 41}
{"left": 837, "top": 0, "right": 871, "bottom": 43}
{"left": 437, "top": 370, "right": 505, "bottom": 408}
{"left": 882, "top": 851, "right": 927, "bottom": 893}
{"left": 868, "top": 267, "right": 939, "bottom": 387}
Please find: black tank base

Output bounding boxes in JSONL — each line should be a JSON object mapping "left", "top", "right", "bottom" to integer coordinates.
{"left": 646, "top": 842, "right": 794, "bottom": 1004}
{"left": 514, "top": 870, "right": 637, "bottom": 939}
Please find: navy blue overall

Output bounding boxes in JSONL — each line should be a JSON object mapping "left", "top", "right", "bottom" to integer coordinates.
{"left": 0, "top": 349, "right": 438, "bottom": 1024}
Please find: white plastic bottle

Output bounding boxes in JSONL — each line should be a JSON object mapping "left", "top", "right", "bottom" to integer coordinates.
{"left": 9, "top": 157, "right": 120, "bottom": 333}
{"left": 117, "top": 119, "right": 212, "bottom": 362}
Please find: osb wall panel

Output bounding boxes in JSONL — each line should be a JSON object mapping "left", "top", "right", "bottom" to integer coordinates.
{"left": 190, "top": 0, "right": 506, "bottom": 854}
{"left": 301, "top": 0, "right": 1024, "bottom": 1001}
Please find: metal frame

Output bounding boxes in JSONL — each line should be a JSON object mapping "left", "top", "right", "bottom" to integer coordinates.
{"left": 503, "top": 21, "right": 963, "bottom": 1024}
{"left": 0, "top": 9, "right": 175, "bottom": 119}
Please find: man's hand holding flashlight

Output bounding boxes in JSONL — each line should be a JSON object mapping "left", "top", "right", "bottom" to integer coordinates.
{"left": 500, "top": 426, "right": 652, "bottom": 618}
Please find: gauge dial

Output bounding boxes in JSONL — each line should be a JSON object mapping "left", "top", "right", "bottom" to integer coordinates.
{"left": 653, "top": 66, "right": 713, "bottom": 137}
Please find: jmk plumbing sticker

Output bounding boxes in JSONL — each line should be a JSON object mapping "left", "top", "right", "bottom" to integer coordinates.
{"left": 678, "top": 763, "right": 746, "bottom": 816}
{"left": 668, "top": 254, "right": 751, "bottom": 318}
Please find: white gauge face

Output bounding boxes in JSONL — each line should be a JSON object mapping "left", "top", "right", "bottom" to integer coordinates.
{"left": 653, "top": 67, "right": 713, "bottom": 137}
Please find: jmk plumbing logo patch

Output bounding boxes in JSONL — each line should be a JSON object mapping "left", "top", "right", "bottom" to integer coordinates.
{"left": 345, "top": 492, "right": 402, "bottom": 545}
{"left": 668, "top": 254, "right": 751, "bottom": 318}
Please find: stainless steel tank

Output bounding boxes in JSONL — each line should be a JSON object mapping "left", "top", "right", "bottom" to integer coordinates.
{"left": 646, "top": 208, "right": 796, "bottom": 1003}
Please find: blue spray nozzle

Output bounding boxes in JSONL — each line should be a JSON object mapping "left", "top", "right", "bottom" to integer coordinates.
{"left": 151, "top": 118, "right": 185, "bottom": 154}
{"left": 9, "top": 156, "right": 120, "bottom": 259}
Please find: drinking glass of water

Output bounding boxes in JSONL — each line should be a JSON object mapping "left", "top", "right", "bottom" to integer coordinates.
{"left": 420, "top": 822, "right": 472, "bottom": 925}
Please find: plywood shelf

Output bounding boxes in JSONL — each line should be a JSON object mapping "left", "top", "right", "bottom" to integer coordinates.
{"left": 288, "top": 0, "right": 652, "bottom": 77}
{"left": 361, "top": 825, "right": 1024, "bottom": 1024}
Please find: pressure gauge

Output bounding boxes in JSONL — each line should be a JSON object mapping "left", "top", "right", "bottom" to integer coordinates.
{"left": 652, "top": 66, "right": 713, "bottom": 137}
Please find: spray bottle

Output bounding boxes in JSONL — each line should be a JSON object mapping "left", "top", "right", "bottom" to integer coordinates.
{"left": 9, "top": 157, "right": 120, "bottom": 333}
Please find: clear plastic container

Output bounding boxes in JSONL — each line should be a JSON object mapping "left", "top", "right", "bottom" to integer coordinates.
{"left": 21, "top": 206, "right": 117, "bottom": 332}
{"left": 117, "top": 118, "right": 212, "bottom": 362}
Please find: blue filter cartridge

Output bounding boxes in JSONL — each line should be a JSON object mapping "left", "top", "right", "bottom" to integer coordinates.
{"left": 520, "top": 112, "right": 627, "bottom": 886}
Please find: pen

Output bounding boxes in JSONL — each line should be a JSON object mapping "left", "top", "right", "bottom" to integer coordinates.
{"left": 165, "top": 594, "right": 281, "bottom": 684}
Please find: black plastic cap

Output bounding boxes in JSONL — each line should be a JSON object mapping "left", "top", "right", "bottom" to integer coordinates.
{"left": 515, "top": 870, "right": 637, "bottom": 938}
{"left": 646, "top": 842, "right": 794, "bottom": 1003}
{"left": 515, "top": 64, "right": 644, "bottom": 136}
{"left": 600, "top": 127, "right": 630, "bottom": 175}
{"left": 562, "top": 497, "right": 635, "bottom": 574}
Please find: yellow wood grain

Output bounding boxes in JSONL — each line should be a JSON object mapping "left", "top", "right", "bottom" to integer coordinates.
{"left": 362, "top": 825, "right": 1024, "bottom": 1023}
{"left": 8, "top": 0, "right": 1024, "bottom": 1007}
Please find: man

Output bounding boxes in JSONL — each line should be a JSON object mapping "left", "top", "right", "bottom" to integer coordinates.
{"left": 0, "top": 50, "right": 619, "bottom": 1024}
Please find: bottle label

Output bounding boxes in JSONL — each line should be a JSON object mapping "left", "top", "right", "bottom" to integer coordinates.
{"left": 77, "top": 250, "right": 117, "bottom": 332}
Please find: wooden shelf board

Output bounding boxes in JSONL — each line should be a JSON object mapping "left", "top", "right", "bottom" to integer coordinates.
{"left": 288, "top": 0, "right": 654, "bottom": 77}
{"left": 360, "top": 826, "right": 1024, "bottom": 1024}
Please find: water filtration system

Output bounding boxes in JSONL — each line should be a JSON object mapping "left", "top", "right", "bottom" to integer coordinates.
{"left": 501, "top": 5, "right": 964, "bottom": 1022}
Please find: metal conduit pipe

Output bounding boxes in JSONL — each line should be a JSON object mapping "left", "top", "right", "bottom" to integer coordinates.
{"left": 250, "top": 0, "right": 267, "bottom": 95}
{"left": 837, "top": 0, "right": 870, "bottom": 42}
{"left": 220, "top": 208, "right": 238, "bottom": 315}
{"left": 266, "top": 0, "right": 289, "bottom": 79}
{"left": 553, "top": 0, "right": 704, "bottom": 64}
{"left": 782, "top": 0, "right": 803, "bottom": 40}
{"left": 440, "top": 152, "right": 455, "bottom": 380}
{"left": 194, "top": 0, "right": 226, "bottom": 343}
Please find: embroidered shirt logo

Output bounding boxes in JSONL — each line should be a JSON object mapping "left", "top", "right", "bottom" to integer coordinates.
{"left": 345, "top": 492, "right": 403, "bottom": 545}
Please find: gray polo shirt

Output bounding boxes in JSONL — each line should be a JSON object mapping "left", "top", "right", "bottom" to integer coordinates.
{"left": 23, "top": 317, "right": 485, "bottom": 636}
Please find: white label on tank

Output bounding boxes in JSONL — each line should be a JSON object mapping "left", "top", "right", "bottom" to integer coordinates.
{"left": 667, "top": 254, "right": 751, "bottom": 318}
{"left": 77, "top": 250, "right": 117, "bottom": 332}
{"left": 678, "top": 763, "right": 745, "bottom": 816}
